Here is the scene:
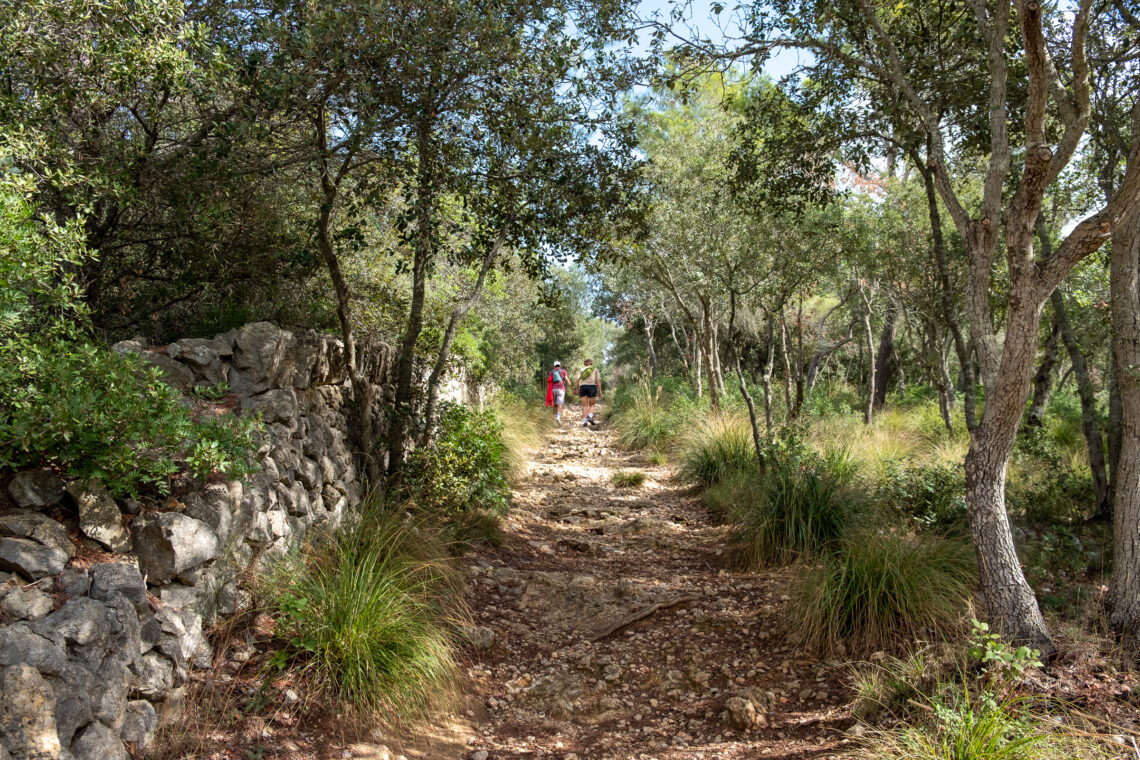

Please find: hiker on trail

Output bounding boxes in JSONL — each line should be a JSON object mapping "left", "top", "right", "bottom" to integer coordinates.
{"left": 575, "top": 359, "right": 601, "bottom": 427}
{"left": 545, "top": 361, "right": 569, "bottom": 423}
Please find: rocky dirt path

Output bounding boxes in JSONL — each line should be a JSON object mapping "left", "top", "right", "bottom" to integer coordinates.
{"left": 452, "top": 414, "right": 854, "bottom": 760}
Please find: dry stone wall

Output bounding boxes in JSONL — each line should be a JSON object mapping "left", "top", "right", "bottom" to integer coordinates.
{"left": 0, "top": 322, "right": 393, "bottom": 760}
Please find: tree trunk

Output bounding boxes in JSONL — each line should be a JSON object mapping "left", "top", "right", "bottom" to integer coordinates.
{"left": 873, "top": 298, "right": 899, "bottom": 408}
{"left": 858, "top": 283, "right": 876, "bottom": 425}
{"left": 730, "top": 292, "right": 764, "bottom": 466}
{"left": 1051, "top": 288, "right": 1110, "bottom": 516}
{"left": 779, "top": 312, "right": 793, "bottom": 419}
{"left": 701, "top": 304, "right": 721, "bottom": 411}
{"left": 667, "top": 316, "right": 695, "bottom": 392}
{"left": 1026, "top": 310, "right": 1061, "bottom": 428}
{"left": 963, "top": 303, "right": 1054, "bottom": 653}
{"left": 1108, "top": 351, "right": 1122, "bottom": 505}
{"left": 417, "top": 231, "right": 504, "bottom": 447}
{"left": 387, "top": 121, "right": 434, "bottom": 480}
{"left": 762, "top": 315, "right": 775, "bottom": 434}
{"left": 1108, "top": 200, "right": 1140, "bottom": 647}
{"left": 644, "top": 315, "right": 657, "bottom": 378}
{"left": 918, "top": 145, "right": 977, "bottom": 431}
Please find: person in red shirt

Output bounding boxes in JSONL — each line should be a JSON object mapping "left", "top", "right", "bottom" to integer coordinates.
{"left": 545, "top": 361, "right": 569, "bottom": 424}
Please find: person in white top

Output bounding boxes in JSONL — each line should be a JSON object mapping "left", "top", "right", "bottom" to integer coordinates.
{"left": 574, "top": 359, "right": 601, "bottom": 427}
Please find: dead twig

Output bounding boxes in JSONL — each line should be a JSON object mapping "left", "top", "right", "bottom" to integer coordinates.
{"left": 589, "top": 595, "right": 699, "bottom": 642}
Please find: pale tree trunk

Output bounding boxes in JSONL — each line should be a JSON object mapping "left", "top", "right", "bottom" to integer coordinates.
{"left": 712, "top": 323, "right": 727, "bottom": 398}
{"left": 1108, "top": 193, "right": 1140, "bottom": 647}
{"left": 1027, "top": 310, "right": 1061, "bottom": 428}
{"left": 857, "top": 280, "right": 876, "bottom": 425}
{"left": 417, "top": 230, "right": 505, "bottom": 447}
{"left": 779, "top": 312, "right": 793, "bottom": 418}
{"left": 729, "top": 292, "right": 765, "bottom": 466}
{"left": 644, "top": 314, "right": 658, "bottom": 378}
{"left": 761, "top": 315, "right": 775, "bottom": 434}
{"left": 667, "top": 316, "right": 695, "bottom": 392}
{"left": 1051, "top": 288, "right": 1110, "bottom": 515}
{"left": 701, "top": 303, "right": 721, "bottom": 411}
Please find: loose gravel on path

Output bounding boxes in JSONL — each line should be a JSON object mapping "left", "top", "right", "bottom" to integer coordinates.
{"left": 457, "top": 415, "right": 854, "bottom": 760}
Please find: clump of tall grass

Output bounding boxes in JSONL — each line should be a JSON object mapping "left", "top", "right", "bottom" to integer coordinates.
{"left": 494, "top": 392, "right": 549, "bottom": 483}
{"left": 719, "top": 457, "right": 852, "bottom": 569}
{"left": 611, "top": 470, "right": 647, "bottom": 488}
{"left": 612, "top": 384, "right": 686, "bottom": 450}
{"left": 264, "top": 505, "right": 463, "bottom": 724}
{"left": 679, "top": 412, "right": 757, "bottom": 486}
{"left": 789, "top": 530, "right": 975, "bottom": 656}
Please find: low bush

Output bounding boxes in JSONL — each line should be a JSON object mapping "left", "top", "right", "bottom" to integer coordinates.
{"left": 0, "top": 168, "right": 258, "bottom": 497}
{"left": 648, "top": 451, "right": 669, "bottom": 466}
{"left": 721, "top": 455, "right": 852, "bottom": 569}
{"left": 877, "top": 460, "right": 968, "bottom": 528}
{"left": 265, "top": 506, "right": 462, "bottom": 724}
{"left": 611, "top": 470, "right": 647, "bottom": 488}
{"left": 788, "top": 531, "right": 976, "bottom": 655}
{"left": 678, "top": 412, "right": 757, "bottom": 486}
{"left": 405, "top": 402, "right": 511, "bottom": 517}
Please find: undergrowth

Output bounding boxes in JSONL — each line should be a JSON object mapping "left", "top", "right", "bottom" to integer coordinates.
{"left": 263, "top": 504, "right": 464, "bottom": 724}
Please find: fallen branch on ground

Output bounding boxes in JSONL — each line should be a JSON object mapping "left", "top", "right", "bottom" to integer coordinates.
{"left": 590, "top": 595, "right": 700, "bottom": 642}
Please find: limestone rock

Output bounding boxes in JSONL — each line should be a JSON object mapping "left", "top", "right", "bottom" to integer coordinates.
{"left": 119, "top": 700, "right": 157, "bottom": 747}
{"left": 70, "top": 721, "right": 127, "bottom": 760}
{"left": 7, "top": 471, "right": 65, "bottom": 510}
{"left": 33, "top": 598, "right": 111, "bottom": 650}
{"left": 57, "top": 569, "right": 90, "bottom": 598}
{"left": 0, "top": 511, "right": 75, "bottom": 559}
{"left": 89, "top": 563, "right": 148, "bottom": 615}
{"left": 0, "top": 663, "right": 61, "bottom": 760}
{"left": 165, "top": 337, "right": 230, "bottom": 386}
{"left": 461, "top": 626, "right": 495, "bottom": 651}
{"left": 0, "top": 624, "right": 68, "bottom": 675}
{"left": 0, "top": 538, "right": 69, "bottom": 580}
{"left": 240, "top": 388, "right": 298, "bottom": 425}
{"left": 138, "top": 351, "right": 196, "bottom": 393}
{"left": 131, "top": 513, "right": 219, "bottom": 583}
{"left": 132, "top": 652, "right": 173, "bottom": 701}
{"left": 231, "top": 322, "right": 293, "bottom": 394}
{"left": 1, "top": 587, "right": 55, "bottom": 621}
{"left": 67, "top": 480, "right": 130, "bottom": 553}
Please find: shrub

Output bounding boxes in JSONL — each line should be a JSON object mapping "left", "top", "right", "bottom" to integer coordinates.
{"left": 648, "top": 451, "right": 668, "bottom": 466}
{"left": 613, "top": 384, "right": 684, "bottom": 450}
{"left": 405, "top": 402, "right": 510, "bottom": 516}
{"left": 0, "top": 167, "right": 258, "bottom": 497}
{"left": 789, "top": 531, "right": 976, "bottom": 655}
{"left": 679, "top": 412, "right": 757, "bottom": 486}
{"left": 877, "top": 460, "right": 968, "bottom": 528}
{"left": 611, "top": 470, "right": 647, "bottom": 488}
{"left": 265, "top": 506, "right": 462, "bottom": 723}
{"left": 721, "top": 456, "right": 852, "bottom": 568}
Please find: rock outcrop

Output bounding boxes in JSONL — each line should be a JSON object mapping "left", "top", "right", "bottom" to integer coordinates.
{"left": 0, "top": 323, "right": 393, "bottom": 760}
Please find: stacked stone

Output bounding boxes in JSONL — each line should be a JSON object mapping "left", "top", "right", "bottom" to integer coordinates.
{"left": 0, "top": 323, "right": 392, "bottom": 760}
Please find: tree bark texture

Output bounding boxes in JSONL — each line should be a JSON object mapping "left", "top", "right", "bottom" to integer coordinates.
{"left": 873, "top": 299, "right": 899, "bottom": 408}
{"left": 1108, "top": 200, "right": 1140, "bottom": 646}
{"left": 1026, "top": 310, "right": 1061, "bottom": 428}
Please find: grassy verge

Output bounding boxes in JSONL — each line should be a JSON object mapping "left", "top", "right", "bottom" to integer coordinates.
{"left": 263, "top": 504, "right": 464, "bottom": 724}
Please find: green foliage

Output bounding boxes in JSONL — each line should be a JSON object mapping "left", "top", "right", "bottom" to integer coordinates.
{"left": 877, "top": 460, "right": 968, "bottom": 528}
{"left": 717, "top": 455, "right": 852, "bottom": 568}
{"left": 648, "top": 451, "right": 669, "bottom": 466}
{"left": 493, "top": 392, "right": 550, "bottom": 484}
{"left": 678, "top": 413, "right": 757, "bottom": 486}
{"left": 611, "top": 470, "right": 647, "bottom": 488}
{"left": 789, "top": 531, "right": 976, "bottom": 655}
{"left": 0, "top": 170, "right": 258, "bottom": 497}
{"left": 405, "top": 402, "right": 511, "bottom": 517}
{"left": 265, "top": 506, "right": 461, "bottom": 723}
{"left": 967, "top": 620, "right": 1043, "bottom": 684}
{"left": 613, "top": 384, "right": 688, "bottom": 450}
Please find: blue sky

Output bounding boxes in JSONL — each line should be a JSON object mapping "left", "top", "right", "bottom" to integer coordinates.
{"left": 635, "top": 0, "right": 811, "bottom": 80}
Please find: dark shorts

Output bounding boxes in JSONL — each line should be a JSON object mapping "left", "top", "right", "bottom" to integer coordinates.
{"left": 579, "top": 384, "right": 597, "bottom": 398}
